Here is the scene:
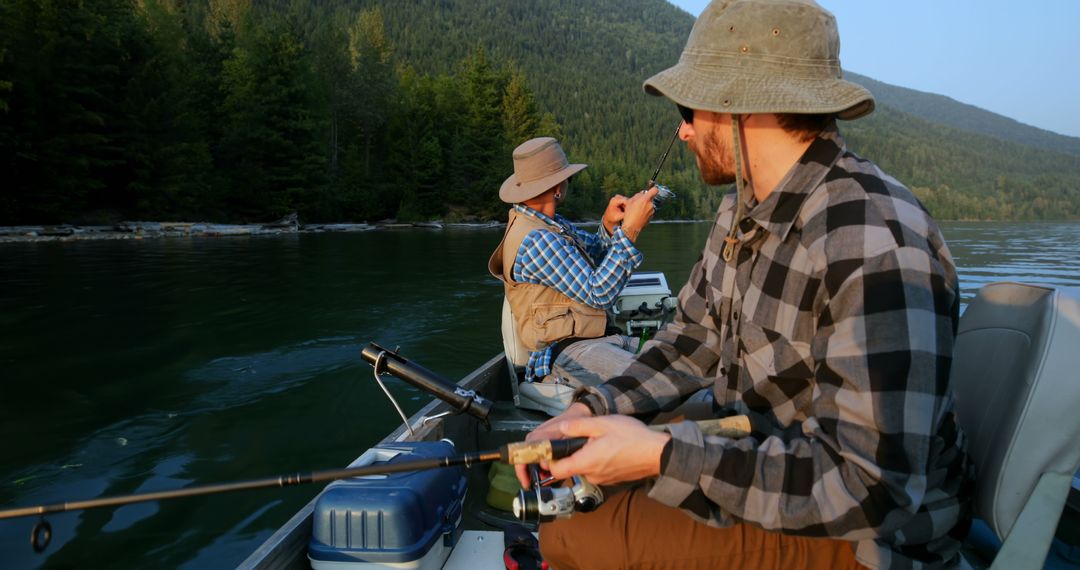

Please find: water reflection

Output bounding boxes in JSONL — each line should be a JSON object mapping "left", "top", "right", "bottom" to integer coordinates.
{"left": 943, "top": 222, "right": 1080, "bottom": 307}
{"left": 0, "top": 222, "right": 1077, "bottom": 568}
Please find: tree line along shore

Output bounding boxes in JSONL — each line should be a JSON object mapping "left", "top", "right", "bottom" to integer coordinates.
{"left": 0, "top": 220, "right": 485, "bottom": 244}
{"left": 0, "top": 217, "right": 713, "bottom": 244}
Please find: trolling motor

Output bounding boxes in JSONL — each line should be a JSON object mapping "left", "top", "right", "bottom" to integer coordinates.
{"left": 512, "top": 464, "right": 604, "bottom": 523}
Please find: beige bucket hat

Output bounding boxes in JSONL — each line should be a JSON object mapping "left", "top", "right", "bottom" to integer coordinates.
{"left": 499, "top": 137, "right": 587, "bottom": 204}
{"left": 644, "top": 0, "right": 874, "bottom": 120}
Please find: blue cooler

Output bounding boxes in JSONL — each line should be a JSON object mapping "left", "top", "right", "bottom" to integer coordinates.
{"left": 308, "top": 441, "right": 468, "bottom": 569}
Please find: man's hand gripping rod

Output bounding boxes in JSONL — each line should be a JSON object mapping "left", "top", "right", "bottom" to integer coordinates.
{"left": 507, "top": 414, "right": 751, "bottom": 468}
{"left": 513, "top": 415, "right": 752, "bottom": 523}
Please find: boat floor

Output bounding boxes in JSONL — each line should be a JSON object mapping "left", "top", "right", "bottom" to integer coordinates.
{"left": 444, "top": 531, "right": 523, "bottom": 570}
{"left": 423, "top": 401, "right": 547, "bottom": 569}
{"left": 456, "top": 401, "right": 547, "bottom": 534}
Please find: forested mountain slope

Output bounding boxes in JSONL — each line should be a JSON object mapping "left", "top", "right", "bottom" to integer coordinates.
{"left": 847, "top": 72, "right": 1080, "bottom": 158}
{"left": 1, "top": 0, "right": 1077, "bottom": 223}
{"left": 366, "top": 0, "right": 1080, "bottom": 220}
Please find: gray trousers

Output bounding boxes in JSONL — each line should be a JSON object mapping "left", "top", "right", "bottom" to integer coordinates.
{"left": 548, "top": 334, "right": 640, "bottom": 388}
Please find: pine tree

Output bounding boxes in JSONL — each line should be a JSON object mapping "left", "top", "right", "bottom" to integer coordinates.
{"left": 121, "top": 0, "right": 215, "bottom": 220}
{"left": 218, "top": 10, "right": 325, "bottom": 221}
{"left": 0, "top": 0, "right": 141, "bottom": 223}
{"left": 383, "top": 68, "right": 448, "bottom": 221}
{"left": 457, "top": 46, "right": 508, "bottom": 214}
{"left": 536, "top": 112, "right": 563, "bottom": 141}
{"left": 0, "top": 0, "right": 14, "bottom": 220}
{"left": 348, "top": 7, "right": 395, "bottom": 181}
{"left": 502, "top": 68, "right": 538, "bottom": 147}
{"left": 310, "top": 8, "right": 353, "bottom": 186}
{"left": 0, "top": 49, "right": 10, "bottom": 113}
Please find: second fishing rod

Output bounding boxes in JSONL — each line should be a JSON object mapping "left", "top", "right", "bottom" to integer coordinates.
{"left": 1, "top": 414, "right": 751, "bottom": 550}
{"left": 644, "top": 122, "right": 681, "bottom": 210}
{"left": 0, "top": 436, "right": 589, "bottom": 553}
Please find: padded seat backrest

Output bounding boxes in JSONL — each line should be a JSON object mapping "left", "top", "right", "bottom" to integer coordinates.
{"left": 951, "top": 282, "right": 1080, "bottom": 542}
{"left": 502, "top": 296, "right": 530, "bottom": 373}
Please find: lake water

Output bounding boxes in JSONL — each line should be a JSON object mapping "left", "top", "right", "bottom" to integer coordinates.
{"left": 1, "top": 221, "right": 1078, "bottom": 568}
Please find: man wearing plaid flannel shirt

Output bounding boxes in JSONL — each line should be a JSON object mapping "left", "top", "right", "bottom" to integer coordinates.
{"left": 515, "top": 1, "right": 974, "bottom": 568}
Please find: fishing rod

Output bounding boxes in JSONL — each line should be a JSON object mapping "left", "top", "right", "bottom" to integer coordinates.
{"left": 646, "top": 122, "right": 681, "bottom": 209}
{"left": 2, "top": 411, "right": 750, "bottom": 553}
{"left": 650, "top": 122, "right": 682, "bottom": 186}
{"left": 0, "top": 437, "right": 589, "bottom": 553}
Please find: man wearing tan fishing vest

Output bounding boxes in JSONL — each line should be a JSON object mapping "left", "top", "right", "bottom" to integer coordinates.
{"left": 488, "top": 137, "right": 658, "bottom": 415}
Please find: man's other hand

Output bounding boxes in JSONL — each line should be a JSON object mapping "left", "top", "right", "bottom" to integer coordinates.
{"left": 602, "top": 195, "right": 629, "bottom": 234}
{"left": 548, "top": 415, "right": 670, "bottom": 486}
{"left": 621, "top": 187, "right": 658, "bottom": 242}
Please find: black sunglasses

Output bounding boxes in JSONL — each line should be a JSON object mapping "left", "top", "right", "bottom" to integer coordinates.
{"left": 677, "top": 104, "right": 694, "bottom": 125}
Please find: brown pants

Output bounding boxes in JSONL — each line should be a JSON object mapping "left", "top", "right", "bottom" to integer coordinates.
{"left": 539, "top": 486, "right": 869, "bottom": 570}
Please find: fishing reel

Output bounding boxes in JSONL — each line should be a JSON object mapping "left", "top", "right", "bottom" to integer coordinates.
{"left": 651, "top": 184, "right": 676, "bottom": 211}
{"left": 641, "top": 121, "right": 682, "bottom": 212}
{"left": 512, "top": 465, "right": 604, "bottom": 523}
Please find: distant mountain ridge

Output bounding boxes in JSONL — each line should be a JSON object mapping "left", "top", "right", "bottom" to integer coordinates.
{"left": 846, "top": 72, "right": 1080, "bottom": 157}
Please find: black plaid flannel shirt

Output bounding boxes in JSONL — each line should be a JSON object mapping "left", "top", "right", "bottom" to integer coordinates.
{"left": 577, "top": 125, "right": 973, "bottom": 569}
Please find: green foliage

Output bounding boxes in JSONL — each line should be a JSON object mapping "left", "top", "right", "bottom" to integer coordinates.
{"left": 218, "top": 8, "right": 325, "bottom": 222}
{"left": 0, "top": 49, "right": 10, "bottom": 112}
{"left": 1, "top": 0, "right": 1078, "bottom": 224}
{"left": 122, "top": 0, "right": 215, "bottom": 220}
{"left": 384, "top": 68, "right": 445, "bottom": 221}
{"left": 0, "top": 0, "right": 138, "bottom": 222}
{"left": 365, "top": 0, "right": 713, "bottom": 220}
{"left": 844, "top": 106, "right": 1080, "bottom": 220}
{"left": 502, "top": 68, "right": 539, "bottom": 148}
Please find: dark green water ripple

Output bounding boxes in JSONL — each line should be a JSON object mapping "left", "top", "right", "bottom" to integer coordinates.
{"left": 0, "top": 221, "right": 1077, "bottom": 568}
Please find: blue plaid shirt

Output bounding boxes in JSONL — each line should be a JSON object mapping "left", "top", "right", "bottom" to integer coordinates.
{"left": 510, "top": 205, "right": 643, "bottom": 381}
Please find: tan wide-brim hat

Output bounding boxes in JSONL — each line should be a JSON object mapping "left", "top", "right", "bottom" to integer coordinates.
{"left": 644, "top": 0, "right": 874, "bottom": 120}
{"left": 500, "top": 137, "right": 587, "bottom": 204}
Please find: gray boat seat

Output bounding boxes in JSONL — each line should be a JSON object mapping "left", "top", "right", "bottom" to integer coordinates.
{"left": 951, "top": 282, "right": 1080, "bottom": 569}
{"left": 501, "top": 297, "right": 575, "bottom": 416}
{"left": 501, "top": 296, "right": 530, "bottom": 378}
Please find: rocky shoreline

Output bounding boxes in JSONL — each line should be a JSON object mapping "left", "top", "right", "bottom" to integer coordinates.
{"left": 0, "top": 217, "right": 703, "bottom": 244}
{"left": 0, "top": 219, "right": 509, "bottom": 244}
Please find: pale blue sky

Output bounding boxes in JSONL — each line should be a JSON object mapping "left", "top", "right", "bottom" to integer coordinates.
{"left": 667, "top": 0, "right": 1080, "bottom": 138}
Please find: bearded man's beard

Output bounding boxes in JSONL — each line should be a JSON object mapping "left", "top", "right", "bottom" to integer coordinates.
{"left": 693, "top": 126, "right": 737, "bottom": 186}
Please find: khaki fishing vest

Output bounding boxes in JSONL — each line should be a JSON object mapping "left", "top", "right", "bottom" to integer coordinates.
{"left": 488, "top": 209, "right": 607, "bottom": 351}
